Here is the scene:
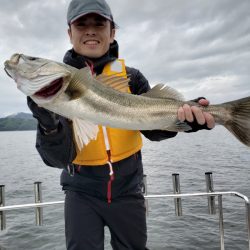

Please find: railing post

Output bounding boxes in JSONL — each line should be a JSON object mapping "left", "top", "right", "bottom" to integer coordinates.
{"left": 34, "top": 182, "right": 43, "bottom": 226}
{"left": 0, "top": 185, "right": 6, "bottom": 230}
{"left": 142, "top": 174, "right": 149, "bottom": 216}
{"left": 218, "top": 195, "right": 225, "bottom": 250}
{"left": 246, "top": 202, "right": 250, "bottom": 250}
{"left": 172, "top": 173, "right": 182, "bottom": 216}
{"left": 205, "top": 172, "right": 216, "bottom": 214}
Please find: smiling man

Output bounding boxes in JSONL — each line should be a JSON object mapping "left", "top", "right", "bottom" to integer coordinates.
{"left": 27, "top": 0, "right": 214, "bottom": 249}
{"left": 68, "top": 14, "right": 115, "bottom": 58}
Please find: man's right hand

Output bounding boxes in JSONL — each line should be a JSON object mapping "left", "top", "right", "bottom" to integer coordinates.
{"left": 27, "top": 97, "right": 59, "bottom": 133}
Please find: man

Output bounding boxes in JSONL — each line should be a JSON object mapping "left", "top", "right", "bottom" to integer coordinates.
{"left": 28, "top": 0, "right": 215, "bottom": 249}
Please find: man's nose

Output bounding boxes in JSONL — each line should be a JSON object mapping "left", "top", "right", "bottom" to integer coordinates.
{"left": 85, "top": 26, "right": 96, "bottom": 36}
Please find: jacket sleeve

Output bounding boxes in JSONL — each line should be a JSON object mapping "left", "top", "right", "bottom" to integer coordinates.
{"left": 126, "top": 66, "right": 178, "bottom": 141}
{"left": 35, "top": 117, "right": 76, "bottom": 169}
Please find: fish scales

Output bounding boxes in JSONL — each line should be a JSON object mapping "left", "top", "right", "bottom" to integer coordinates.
{"left": 4, "top": 53, "right": 250, "bottom": 149}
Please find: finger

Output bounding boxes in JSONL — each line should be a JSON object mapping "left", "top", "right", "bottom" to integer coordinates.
{"left": 198, "top": 99, "right": 210, "bottom": 106}
{"left": 203, "top": 112, "right": 215, "bottom": 129}
{"left": 177, "top": 107, "right": 185, "bottom": 122}
{"left": 191, "top": 106, "right": 205, "bottom": 125}
{"left": 183, "top": 104, "right": 193, "bottom": 122}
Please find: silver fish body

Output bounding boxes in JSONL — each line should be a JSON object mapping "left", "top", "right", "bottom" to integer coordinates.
{"left": 4, "top": 53, "right": 250, "bottom": 149}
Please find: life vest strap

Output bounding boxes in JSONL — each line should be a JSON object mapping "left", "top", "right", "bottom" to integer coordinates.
{"left": 107, "top": 161, "right": 114, "bottom": 204}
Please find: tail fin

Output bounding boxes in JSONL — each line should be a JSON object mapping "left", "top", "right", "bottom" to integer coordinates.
{"left": 223, "top": 96, "right": 250, "bottom": 147}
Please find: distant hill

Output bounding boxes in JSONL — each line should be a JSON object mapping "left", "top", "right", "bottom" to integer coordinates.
{"left": 0, "top": 112, "right": 37, "bottom": 131}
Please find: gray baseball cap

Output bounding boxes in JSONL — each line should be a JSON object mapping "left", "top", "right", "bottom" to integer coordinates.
{"left": 67, "top": 0, "right": 114, "bottom": 25}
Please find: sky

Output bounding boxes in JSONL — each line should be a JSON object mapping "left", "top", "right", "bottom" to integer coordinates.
{"left": 0, "top": 0, "right": 249, "bottom": 117}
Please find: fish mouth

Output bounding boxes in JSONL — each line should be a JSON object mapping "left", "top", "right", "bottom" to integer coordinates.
{"left": 5, "top": 54, "right": 21, "bottom": 67}
{"left": 10, "top": 53, "right": 21, "bottom": 63}
{"left": 4, "top": 54, "right": 21, "bottom": 78}
{"left": 34, "top": 78, "right": 63, "bottom": 98}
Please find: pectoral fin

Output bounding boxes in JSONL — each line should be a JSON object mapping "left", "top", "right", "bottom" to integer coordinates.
{"left": 72, "top": 117, "right": 99, "bottom": 151}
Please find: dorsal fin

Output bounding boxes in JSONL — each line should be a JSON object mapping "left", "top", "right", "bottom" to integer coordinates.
{"left": 141, "top": 84, "right": 184, "bottom": 101}
{"left": 96, "top": 73, "right": 130, "bottom": 93}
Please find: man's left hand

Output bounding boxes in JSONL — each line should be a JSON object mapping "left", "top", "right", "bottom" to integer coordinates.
{"left": 177, "top": 99, "right": 215, "bottom": 129}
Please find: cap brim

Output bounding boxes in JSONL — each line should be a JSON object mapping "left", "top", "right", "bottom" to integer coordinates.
{"left": 70, "top": 11, "right": 112, "bottom": 24}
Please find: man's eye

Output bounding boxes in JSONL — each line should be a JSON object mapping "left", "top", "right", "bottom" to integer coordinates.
{"left": 96, "top": 22, "right": 105, "bottom": 27}
{"left": 76, "top": 22, "right": 86, "bottom": 26}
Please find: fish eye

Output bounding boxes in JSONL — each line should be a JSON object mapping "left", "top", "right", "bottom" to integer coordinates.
{"left": 28, "top": 57, "right": 37, "bottom": 61}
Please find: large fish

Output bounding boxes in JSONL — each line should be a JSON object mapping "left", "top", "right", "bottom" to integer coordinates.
{"left": 4, "top": 53, "right": 250, "bottom": 150}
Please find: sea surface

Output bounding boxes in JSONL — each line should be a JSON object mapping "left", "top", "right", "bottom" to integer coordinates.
{"left": 0, "top": 127, "right": 249, "bottom": 250}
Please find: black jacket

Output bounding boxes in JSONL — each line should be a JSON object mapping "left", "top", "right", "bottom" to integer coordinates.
{"left": 34, "top": 41, "right": 210, "bottom": 198}
{"left": 36, "top": 41, "right": 178, "bottom": 170}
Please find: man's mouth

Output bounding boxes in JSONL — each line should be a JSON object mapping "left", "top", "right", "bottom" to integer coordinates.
{"left": 84, "top": 40, "right": 100, "bottom": 45}
{"left": 34, "top": 78, "right": 63, "bottom": 98}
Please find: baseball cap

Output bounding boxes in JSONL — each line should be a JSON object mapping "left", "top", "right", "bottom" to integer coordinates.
{"left": 67, "top": 0, "right": 114, "bottom": 25}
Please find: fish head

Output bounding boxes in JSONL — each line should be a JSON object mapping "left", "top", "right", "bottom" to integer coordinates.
{"left": 4, "top": 53, "right": 73, "bottom": 104}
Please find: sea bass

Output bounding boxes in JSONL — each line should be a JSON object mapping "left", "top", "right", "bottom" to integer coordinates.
{"left": 4, "top": 53, "right": 250, "bottom": 150}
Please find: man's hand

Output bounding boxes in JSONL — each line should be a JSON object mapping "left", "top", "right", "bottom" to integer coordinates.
{"left": 177, "top": 99, "right": 215, "bottom": 129}
{"left": 27, "top": 97, "right": 59, "bottom": 133}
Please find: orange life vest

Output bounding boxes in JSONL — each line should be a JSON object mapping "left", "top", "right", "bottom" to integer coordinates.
{"left": 73, "top": 59, "right": 143, "bottom": 166}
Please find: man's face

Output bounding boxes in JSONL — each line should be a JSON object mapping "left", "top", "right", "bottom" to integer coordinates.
{"left": 68, "top": 13, "right": 115, "bottom": 58}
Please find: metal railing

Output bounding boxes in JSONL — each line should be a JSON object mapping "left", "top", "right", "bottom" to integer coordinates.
{"left": 146, "top": 191, "right": 250, "bottom": 250}
{"left": 0, "top": 173, "right": 249, "bottom": 250}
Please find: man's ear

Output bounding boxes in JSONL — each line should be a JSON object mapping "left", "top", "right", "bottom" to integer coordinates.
{"left": 68, "top": 27, "right": 72, "bottom": 44}
{"left": 110, "top": 28, "right": 116, "bottom": 43}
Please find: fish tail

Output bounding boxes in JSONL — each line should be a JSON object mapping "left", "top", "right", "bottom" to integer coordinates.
{"left": 222, "top": 97, "right": 250, "bottom": 147}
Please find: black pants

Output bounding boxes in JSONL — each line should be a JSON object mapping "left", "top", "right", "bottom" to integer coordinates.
{"left": 65, "top": 191, "right": 147, "bottom": 250}
{"left": 62, "top": 152, "right": 148, "bottom": 250}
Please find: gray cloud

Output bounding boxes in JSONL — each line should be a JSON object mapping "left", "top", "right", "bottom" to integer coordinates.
{"left": 0, "top": 0, "right": 249, "bottom": 116}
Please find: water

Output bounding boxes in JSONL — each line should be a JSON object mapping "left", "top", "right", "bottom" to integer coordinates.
{"left": 0, "top": 127, "right": 249, "bottom": 250}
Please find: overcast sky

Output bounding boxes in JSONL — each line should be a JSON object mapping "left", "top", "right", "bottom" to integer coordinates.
{"left": 0, "top": 0, "right": 249, "bottom": 117}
